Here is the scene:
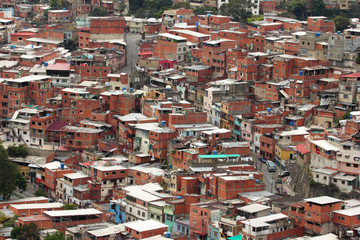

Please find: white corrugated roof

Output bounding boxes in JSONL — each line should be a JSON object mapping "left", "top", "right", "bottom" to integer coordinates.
{"left": 10, "top": 203, "right": 62, "bottom": 210}
{"left": 159, "top": 33, "right": 187, "bottom": 41}
{"left": 88, "top": 224, "right": 125, "bottom": 237}
{"left": 44, "top": 208, "right": 102, "bottom": 217}
{"left": 237, "top": 203, "right": 271, "bottom": 213}
{"left": 311, "top": 140, "right": 339, "bottom": 151}
{"left": 304, "top": 196, "right": 342, "bottom": 205}
{"left": 334, "top": 206, "right": 360, "bottom": 216}
{"left": 124, "top": 220, "right": 167, "bottom": 232}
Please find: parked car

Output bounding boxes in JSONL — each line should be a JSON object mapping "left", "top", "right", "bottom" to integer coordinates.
{"left": 268, "top": 161, "right": 276, "bottom": 172}
{"left": 259, "top": 156, "right": 267, "bottom": 163}
{"left": 279, "top": 171, "right": 291, "bottom": 178}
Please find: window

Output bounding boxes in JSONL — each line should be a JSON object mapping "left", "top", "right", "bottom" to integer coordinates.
{"left": 166, "top": 214, "right": 173, "bottom": 221}
{"left": 338, "top": 216, "right": 345, "bottom": 220}
{"left": 346, "top": 163, "right": 351, "bottom": 167}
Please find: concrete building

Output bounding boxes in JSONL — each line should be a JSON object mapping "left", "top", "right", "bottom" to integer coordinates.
{"left": 328, "top": 33, "right": 360, "bottom": 68}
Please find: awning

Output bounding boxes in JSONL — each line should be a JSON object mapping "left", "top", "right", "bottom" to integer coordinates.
{"left": 296, "top": 143, "right": 310, "bottom": 154}
{"left": 279, "top": 90, "right": 289, "bottom": 99}
{"left": 343, "top": 72, "right": 360, "bottom": 78}
{"left": 229, "top": 235, "right": 243, "bottom": 240}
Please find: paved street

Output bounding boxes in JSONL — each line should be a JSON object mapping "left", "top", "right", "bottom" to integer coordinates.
{"left": 118, "top": 33, "right": 141, "bottom": 76}
{"left": 250, "top": 151, "right": 280, "bottom": 193}
{"left": 250, "top": 151, "right": 296, "bottom": 196}
{"left": 14, "top": 182, "right": 36, "bottom": 198}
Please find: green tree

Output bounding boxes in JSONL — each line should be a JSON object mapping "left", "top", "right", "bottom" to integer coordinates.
{"left": 135, "top": 7, "right": 147, "bottom": 18}
{"left": 44, "top": 9, "right": 48, "bottom": 19}
{"left": 311, "top": 0, "right": 325, "bottom": 16}
{"left": 3, "top": 215, "right": 18, "bottom": 227}
{"left": 0, "top": 145, "right": 27, "bottom": 199}
{"left": 333, "top": 15, "right": 349, "bottom": 32}
{"left": 284, "top": 0, "right": 307, "bottom": 20}
{"left": 45, "top": 232, "right": 71, "bottom": 240}
{"left": 34, "top": 189, "right": 48, "bottom": 197}
{"left": 89, "top": 7, "right": 109, "bottom": 16}
{"left": 145, "top": 0, "right": 172, "bottom": 17}
{"left": 16, "top": 171, "right": 27, "bottom": 192}
{"left": 349, "top": 1, "right": 360, "bottom": 18}
{"left": 219, "top": 0, "right": 253, "bottom": 23}
{"left": 153, "top": 7, "right": 171, "bottom": 19}
{"left": 172, "top": 2, "right": 191, "bottom": 9}
{"left": 277, "top": 11, "right": 297, "bottom": 19}
{"left": 63, "top": 203, "right": 78, "bottom": 210}
{"left": 129, "top": 0, "right": 145, "bottom": 13}
{"left": 10, "top": 223, "right": 40, "bottom": 240}
{"left": 7, "top": 144, "right": 29, "bottom": 158}
{"left": 342, "top": 111, "right": 351, "bottom": 120}
{"left": 247, "top": 14, "right": 264, "bottom": 23}
{"left": 50, "top": 0, "right": 71, "bottom": 10}
{"left": 193, "top": 6, "right": 217, "bottom": 15}
{"left": 63, "top": 38, "right": 78, "bottom": 51}
{"left": 0, "top": 212, "right": 9, "bottom": 223}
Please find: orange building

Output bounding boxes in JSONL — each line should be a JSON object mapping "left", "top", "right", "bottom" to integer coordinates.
{"left": 214, "top": 175, "right": 265, "bottom": 201}
{"left": 303, "top": 196, "right": 343, "bottom": 235}
{"left": 334, "top": 206, "right": 360, "bottom": 232}
{"left": 190, "top": 202, "right": 227, "bottom": 239}
{"left": 48, "top": 10, "right": 71, "bottom": 23}
{"left": 60, "top": 125, "right": 104, "bottom": 151}
{"left": 307, "top": 17, "right": 335, "bottom": 33}
{"left": 0, "top": 197, "right": 49, "bottom": 210}
{"left": 23, "top": 209, "right": 103, "bottom": 230}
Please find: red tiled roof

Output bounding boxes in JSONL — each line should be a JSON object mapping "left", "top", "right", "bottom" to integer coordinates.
{"left": 342, "top": 72, "right": 360, "bottom": 78}
{"left": 47, "top": 121, "right": 68, "bottom": 131}
{"left": 296, "top": 143, "right": 310, "bottom": 154}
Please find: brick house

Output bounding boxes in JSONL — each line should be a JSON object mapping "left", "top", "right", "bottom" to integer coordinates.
{"left": 10, "top": 203, "right": 63, "bottom": 217}
{"left": 124, "top": 220, "right": 168, "bottom": 239}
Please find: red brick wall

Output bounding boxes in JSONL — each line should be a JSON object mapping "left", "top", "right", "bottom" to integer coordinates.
{"left": 266, "top": 226, "right": 305, "bottom": 240}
